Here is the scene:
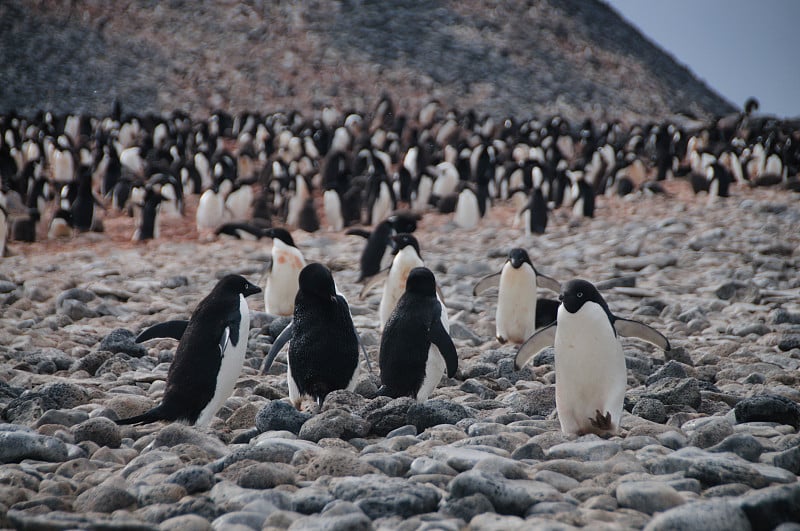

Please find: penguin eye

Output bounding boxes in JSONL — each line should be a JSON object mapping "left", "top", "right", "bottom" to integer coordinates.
{"left": 577, "top": 292, "right": 583, "bottom": 298}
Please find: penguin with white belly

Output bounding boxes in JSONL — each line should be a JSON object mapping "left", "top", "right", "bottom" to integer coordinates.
{"left": 262, "top": 228, "right": 306, "bottom": 316}
{"left": 473, "top": 248, "right": 561, "bottom": 344}
{"left": 515, "top": 279, "right": 670, "bottom": 436}
{"left": 379, "top": 267, "right": 457, "bottom": 402}
{"left": 116, "top": 274, "right": 262, "bottom": 426}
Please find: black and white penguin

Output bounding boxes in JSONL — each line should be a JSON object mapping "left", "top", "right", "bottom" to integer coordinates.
{"left": 473, "top": 248, "right": 560, "bottom": 344}
{"left": 515, "top": 279, "right": 670, "bottom": 435}
{"left": 518, "top": 166, "right": 549, "bottom": 235}
{"left": 379, "top": 267, "right": 457, "bottom": 402}
{"left": 132, "top": 187, "right": 164, "bottom": 241}
{"left": 215, "top": 222, "right": 268, "bottom": 240}
{"left": 0, "top": 193, "right": 7, "bottom": 257}
{"left": 262, "top": 263, "right": 361, "bottom": 409}
{"left": 262, "top": 228, "right": 306, "bottom": 316}
{"left": 116, "top": 274, "right": 262, "bottom": 426}
{"left": 11, "top": 208, "right": 40, "bottom": 243}
{"left": 453, "top": 185, "right": 481, "bottom": 230}
{"left": 48, "top": 208, "right": 74, "bottom": 239}
{"left": 347, "top": 211, "right": 419, "bottom": 281}
{"left": 70, "top": 166, "right": 101, "bottom": 232}
{"left": 359, "top": 233, "right": 425, "bottom": 331}
{"left": 196, "top": 183, "right": 226, "bottom": 231}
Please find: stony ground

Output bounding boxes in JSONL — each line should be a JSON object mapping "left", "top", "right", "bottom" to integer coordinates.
{"left": 1, "top": 183, "right": 800, "bottom": 530}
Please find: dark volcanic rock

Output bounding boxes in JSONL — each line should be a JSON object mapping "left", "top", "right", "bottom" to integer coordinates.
{"left": 734, "top": 394, "right": 800, "bottom": 428}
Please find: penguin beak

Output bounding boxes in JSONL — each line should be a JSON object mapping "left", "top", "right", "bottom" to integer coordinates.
{"left": 244, "top": 282, "right": 262, "bottom": 297}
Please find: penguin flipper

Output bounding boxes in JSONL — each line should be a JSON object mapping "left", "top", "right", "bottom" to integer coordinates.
{"left": 358, "top": 267, "right": 390, "bottom": 299}
{"left": 536, "top": 273, "right": 562, "bottom": 294}
{"left": 430, "top": 318, "right": 458, "bottom": 378}
{"left": 515, "top": 322, "right": 557, "bottom": 370}
{"left": 613, "top": 318, "right": 671, "bottom": 351}
{"left": 473, "top": 272, "right": 501, "bottom": 296}
{"left": 346, "top": 228, "right": 372, "bottom": 239}
{"left": 135, "top": 320, "right": 189, "bottom": 343}
{"left": 261, "top": 320, "right": 294, "bottom": 374}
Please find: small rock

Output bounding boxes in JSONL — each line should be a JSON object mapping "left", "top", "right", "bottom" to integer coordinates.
{"left": 166, "top": 465, "right": 215, "bottom": 494}
{"left": 644, "top": 500, "right": 750, "bottom": 531}
{"left": 616, "top": 481, "right": 685, "bottom": 515}
{"left": 72, "top": 417, "right": 121, "bottom": 449}
{"left": 99, "top": 328, "right": 148, "bottom": 358}
{"left": 644, "top": 378, "right": 701, "bottom": 409}
{"left": 707, "top": 433, "right": 764, "bottom": 462}
{"left": 632, "top": 398, "right": 668, "bottom": 424}
{"left": 236, "top": 462, "right": 296, "bottom": 489}
{"left": 73, "top": 484, "right": 137, "bottom": 513}
{"left": 255, "top": 400, "right": 310, "bottom": 435}
{"left": 734, "top": 394, "right": 800, "bottom": 428}
{"left": 0, "top": 431, "right": 69, "bottom": 463}
{"left": 298, "top": 409, "right": 369, "bottom": 442}
{"left": 407, "top": 399, "right": 471, "bottom": 431}
{"left": 686, "top": 417, "right": 733, "bottom": 448}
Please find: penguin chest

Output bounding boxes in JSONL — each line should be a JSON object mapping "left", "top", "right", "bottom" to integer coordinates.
{"left": 554, "top": 304, "right": 626, "bottom": 434}
{"left": 496, "top": 265, "right": 538, "bottom": 343}
{"left": 196, "top": 191, "right": 224, "bottom": 229}
{"left": 265, "top": 243, "right": 305, "bottom": 316}
{"left": 323, "top": 190, "right": 343, "bottom": 231}
{"left": 453, "top": 191, "right": 479, "bottom": 229}
{"left": 196, "top": 295, "right": 250, "bottom": 426}
{"left": 379, "top": 251, "right": 424, "bottom": 329}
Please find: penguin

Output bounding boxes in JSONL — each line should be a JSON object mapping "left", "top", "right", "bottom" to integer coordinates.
{"left": 518, "top": 167, "right": 549, "bottom": 235}
{"left": 261, "top": 263, "right": 361, "bottom": 409}
{"left": 570, "top": 173, "right": 596, "bottom": 218}
{"left": 453, "top": 186, "right": 480, "bottom": 229}
{"left": 262, "top": 227, "right": 306, "bottom": 316}
{"left": 0, "top": 195, "right": 7, "bottom": 257}
{"left": 515, "top": 279, "right": 670, "bottom": 436}
{"left": 473, "top": 248, "right": 561, "bottom": 344}
{"left": 196, "top": 184, "right": 225, "bottom": 231}
{"left": 347, "top": 211, "right": 419, "bottom": 281}
{"left": 215, "top": 222, "right": 267, "bottom": 240}
{"left": 11, "top": 208, "right": 40, "bottom": 243}
{"left": 378, "top": 267, "right": 458, "bottom": 402}
{"left": 48, "top": 208, "right": 74, "bottom": 239}
{"left": 132, "top": 187, "right": 164, "bottom": 241}
{"left": 359, "top": 233, "right": 424, "bottom": 331}
{"left": 116, "top": 274, "right": 262, "bottom": 426}
{"left": 71, "top": 166, "right": 101, "bottom": 232}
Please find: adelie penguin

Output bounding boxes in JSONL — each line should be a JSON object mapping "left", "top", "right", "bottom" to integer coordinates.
{"left": 116, "top": 274, "right": 262, "bottom": 426}
{"left": 359, "top": 233, "right": 425, "bottom": 332}
{"left": 515, "top": 279, "right": 670, "bottom": 436}
{"left": 262, "top": 228, "right": 306, "bottom": 316}
{"left": 473, "top": 248, "right": 561, "bottom": 344}
{"left": 379, "top": 267, "right": 458, "bottom": 402}
{"left": 347, "top": 211, "right": 420, "bottom": 281}
{"left": 261, "top": 263, "right": 361, "bottom": 409}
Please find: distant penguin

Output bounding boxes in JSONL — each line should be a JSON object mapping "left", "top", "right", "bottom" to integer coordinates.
{"left": 48, "top": 208, "right": 74, "bottom": 239}
{"left": 323, "top": 189, "right": 344, "bottom": 231}
{"left": 132, "top": 187, "right": 164, "bottom": 241}
{"left": 0, "top": 196, "right": 7, "bottom": 257}
{"left": 116, "top": 274, "right": 262, "bottom": 426}
{"left": 453, "top": 186, "right": 481, "bottom": 229}
{"left": 225, "top": 182, "right": 254, "bottom": 220}
{"left": 262, "top": 228, "right": 306, "bottom": 316}
{"left": 71, "top": 166, "right": 99, "bottom": 232}
{"left": 348, "top": 211, "right": 419, "bottom": 281}
{"left": 570, "top": 175, "right": 595, "bottom": 218}
{"left": 263, "top": 263, "right": 361, "bottom": 409}
{"left": 379, "top": 267, "right": 457, "bottom": 402}
{"left": 515, "top": 279, "right": 670, "bottom": 435}
{"left": 215, "top": 222, "right": 267, "bottom": 240}
{"left": 359, "top": 233, "right": 425, "bottom": 331}
{"left": 11, "top": 208, "right": 40, "bottom": 243}
{"left": 196, "top": 185, "right": 225, "bottom": 231}
{"left": 473, "top": 248, "right": 561, "bottom": 344}
{"left": 297, "top": 197, "right": 320, "bottom": 233}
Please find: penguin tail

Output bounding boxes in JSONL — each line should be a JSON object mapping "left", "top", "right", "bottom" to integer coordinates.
{"left": 115, "top": 405, "right": 168, "bottom": 426}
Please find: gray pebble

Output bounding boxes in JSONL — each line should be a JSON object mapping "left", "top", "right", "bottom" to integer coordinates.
{"left": 73, "top": 416, "right": 121, "bottom": 448}
{"left": 166, "top": 465, "right": 216, "bottom": 494}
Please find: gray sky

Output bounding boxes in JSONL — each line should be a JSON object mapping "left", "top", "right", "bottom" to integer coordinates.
{"left": 605, "top": 0, "right": 800, "bottom": 118}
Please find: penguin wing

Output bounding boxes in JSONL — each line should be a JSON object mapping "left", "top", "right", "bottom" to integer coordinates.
{"left": 346, "top": 228, "right": 372, "bottom": 239}
{"left": 219, "top": 326, "right": 230, "bottom": 357}
{"left": 536, "top": 273, "right": 562, "bottom": 294}
{"left": 219, "top": 306, "right": 242, "bottom": 355}
{"left": 613, "top": 318, "right": 671, "bottom": 351}
{"left": 515, "top": 322, "right": 557, "bottom": 370}
{"left": 358, "top": 267, "right": 390, "bottom": 299}
{"left": 261, "top": 320, "right": 294, "bottom": 374}
{"left": 472, "top": 272, "right": 501, "bottom": 296}
{"left": 429, "top": 317, "right": 458, "bottom": 378}
{"left": 135, "top": 320, "right": 189, "bottom": 343}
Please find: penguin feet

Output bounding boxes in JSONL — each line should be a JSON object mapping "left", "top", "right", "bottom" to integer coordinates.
{"left": 589, "top": 409, "right": 613, "bottom": 431}
{"left": 496, "top": 336, "right": 507, "bottom": 344}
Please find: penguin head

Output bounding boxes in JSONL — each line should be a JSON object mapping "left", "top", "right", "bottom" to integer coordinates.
{"left": 218, "top": 274, "right": 262, "bottom": 298}
{"left": 405, "top": 267, "right": 436, "bottom": 297}
{"left": 508, "top": 248, "right": 532, "bottom": 269}
{"left": 264, "top": 227, "right": 296, "bottom": 247}
{"left": 559, "top": 279, "right": 607, "bottom": 315}
{"left": 391, "top": 233, "right": 421, "bottom": 256}
{"left": 299, "top": 263, "right": 336, "bottom": 301}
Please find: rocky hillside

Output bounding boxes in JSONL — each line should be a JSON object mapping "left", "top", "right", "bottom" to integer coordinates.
{"left": 1, "top": 0, "right": 736, "bottom": 123}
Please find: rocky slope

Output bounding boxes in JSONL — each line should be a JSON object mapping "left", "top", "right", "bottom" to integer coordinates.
{"left": 0, "top": 0, "right": 736, "bottom": 122}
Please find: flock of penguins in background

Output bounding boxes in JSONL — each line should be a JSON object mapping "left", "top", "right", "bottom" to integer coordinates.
{"left": 1, "top": 95, "right": 799, "bottom": 436}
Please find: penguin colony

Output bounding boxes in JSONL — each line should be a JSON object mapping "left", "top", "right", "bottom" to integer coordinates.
{"left": 1, "top": 97, "right": 798, "bottom": 432}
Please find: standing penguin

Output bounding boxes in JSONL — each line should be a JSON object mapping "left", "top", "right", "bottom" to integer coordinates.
{"left": 379, "top": 267, "right": 458, "bottom": 402}
{"left": 262, "top": 228, "right": 306, "bottom": 316}
{"left": 515, "top": 279, "right": 670, "bottom": 435}
{"left": 347, "top": 211, "right": 420, "bottom": 281}
{"left": 359, "top": 233, "right": 424, "bottom": 331}
{"left": 473, "top": 248, "right": 561, "bottom": 344}
{"left": 132, "top": 187, "right": 164, "bottom": 241}
{"left": 116, "top": 274, "right": 262, "bottom": 426}
{"left": 262, "top": 263, "right": 361, "bottom": 409}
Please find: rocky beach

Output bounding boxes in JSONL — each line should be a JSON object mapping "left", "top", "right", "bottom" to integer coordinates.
{"left": 1, "top": 182, "right": 799, "bottom": 530}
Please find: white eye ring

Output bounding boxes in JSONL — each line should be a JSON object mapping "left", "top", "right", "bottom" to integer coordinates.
{"left": 577, "top": 292, "right": 583, "bottom": 298}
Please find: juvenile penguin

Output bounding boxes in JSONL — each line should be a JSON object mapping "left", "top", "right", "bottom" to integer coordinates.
{"left": 515, "top": 279, "right": 670, "bottom": 436}
{"left": 262, "top": 263, "right": 361, "bottom": 409}
{"left": 359, "top": 233, "right": 425, "bottom": 331}
{"left": 379, "top": 267, "right": 457, "bottom": 402}
{"left": 262, "top": 228, "right": 306, "bottom": 316}
{"left": 473, "top": 248, "right": 561, "bottom": 344}
{"left": 116, "top": 274, "right": 262, "bottom": 426}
